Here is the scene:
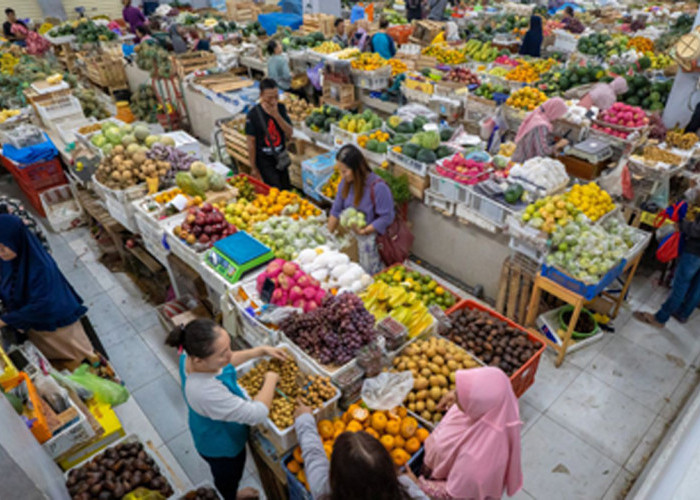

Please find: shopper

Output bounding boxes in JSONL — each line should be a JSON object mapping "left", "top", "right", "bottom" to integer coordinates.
{"left": 579, "top": 77, "right": 628, "bottom": 111}
{"left": 634, "top": 185, "right": 700, "bottom": 326}
{"left": 293, "top": 403, "right": 429, "bottom": 500}
{"left": 331, "top": 18, "right": 348, "bottom": 48}
{"left": 410, "top": 367, "right": 523, "bottom": 500}
{"left": 3, "top": 9, "right": 26, "bottom": 45}
{"left": 135, "top": 24, "right": 154, "bottom": 43}
{"left": 519, "top": 15, "right": 543, "bottom": 57}
{"left": 245, "top": 78, "right": 294, "bottom": 189}
{"left": 370, "top": 17, "right": 396, "bottom": 59}
{"left": 0, "top": 214, "right": 96, "bottom": 371}
{"left": 169, "top": 23, "right": 189, "bottom": 54}
{"left": 266, "top": 40, "right": 292, "bottom": 92}
{"left": 427, "top": 0, "right": 448, "bottom": 21}
{"left": 0, "top": 196, "right": 49, "bottom": 252}
{"left": 406, "top": 0, "right": 423, "bottom": 22}
{"left": 327, "top": 144, "right": 395, "bottom": 274}
{"left": 123, "top": 0, "right": 147, "bottom": 35}
{"left": 511, "top": 97, "right": 569, "bottom": 163}
{"left": 166, "top": 318, "right": 287, "bottom": 500}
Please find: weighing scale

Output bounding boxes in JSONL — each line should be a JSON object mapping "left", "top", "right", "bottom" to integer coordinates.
{"left": 568, "top": 137, "right": 613, "bottom": 164}
{"left": 205, "top": 232, "right": 274, "bottom": 284}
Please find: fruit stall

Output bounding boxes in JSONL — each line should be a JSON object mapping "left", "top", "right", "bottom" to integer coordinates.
{"left": 2, "top": 2, "right": 700, "bottom": 499}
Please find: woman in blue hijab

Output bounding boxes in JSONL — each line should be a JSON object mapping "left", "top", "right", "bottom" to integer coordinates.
{"left": 0, "top": 214, "right": 95, "bottom": 370}
{"left": 519, "top": 15, "right": 543, "bottom": 58}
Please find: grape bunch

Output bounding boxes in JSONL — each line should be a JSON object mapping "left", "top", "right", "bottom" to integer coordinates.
{"left": 281, "top": 293, "right": 376, "bottom": 366}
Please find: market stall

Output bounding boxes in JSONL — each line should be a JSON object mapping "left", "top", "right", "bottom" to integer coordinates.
{"left": 3, "top": 2, "right": 700, "bottom": 499}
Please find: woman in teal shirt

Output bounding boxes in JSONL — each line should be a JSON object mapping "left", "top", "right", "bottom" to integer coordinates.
{"left": 370, "top": 17, "right": 396, "bottom": 59}
{"left": 166, "top": 319, "right": 286, "bottom": 500}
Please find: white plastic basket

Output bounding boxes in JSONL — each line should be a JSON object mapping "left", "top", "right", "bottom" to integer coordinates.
{"left": 509, "top": 235, "right": 547, "bottom": 263}
{"left": 330, "top": 123, "right": 381, "bottom": 148}
{"left": 162, "top": 213, "right": 208, "bottom": 273}
{"left": 64, "top": 434, "right": 180, "bottom": 500}
{"left": 132, "top": 188, "right": 188, "bottom": 244}
{"left": 40, "top": 184, "right": 84, "bottom": 232}
{"left": 455, "top": 201, "right": 500, "bottom": 233}
{"left": 236, "top": 342, "right": 341, "bottom": 453}
{"left": 36, "top": 95, "right": 84, "bottom": 127}
{"left": 388, "top": 148, "right": 430, "bottom": 177}
{"left": 463, "top": 187, "right": 519, "bottom": 230}
{"left": 351, "top": 66, "right": 391, "bottom": 90}
{"left": 57, "top": 117, "right": 95, "bottom": 144}
{"left": 424, "top": 188, "right": 456, "bottom": 216}
{"left": 279, "top": 330, "right": 359, "bottom": 384}
{"left": 428, "top": 165, "right": 471, "bottom": 203}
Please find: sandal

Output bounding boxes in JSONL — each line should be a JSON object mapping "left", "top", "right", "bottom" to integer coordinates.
{"left": 633, "top": 311, "right": 664, "bottom": 328}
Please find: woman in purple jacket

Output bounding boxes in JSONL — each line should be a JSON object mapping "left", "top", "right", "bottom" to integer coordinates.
{"left": 328, "top": 144, "right": 395, "bottom": 273}
{"left": 123, "top": 0, "right": 146, "bottom": 35}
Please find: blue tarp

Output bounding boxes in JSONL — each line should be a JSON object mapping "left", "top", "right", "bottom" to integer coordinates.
{"left": 258, "top": 13, "right": 303, "bottom": 36}
{"left": 548, "top": 3, "right": 585, "bottom": 15}
{"left": 280, "top": 0, "right": 303, "bottom": 17}
{"left": 2, "top": 134, "right": 58, "bottom": 165}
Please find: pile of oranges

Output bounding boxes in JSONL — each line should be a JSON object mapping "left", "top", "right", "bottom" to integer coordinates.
{"left": 387, "top": 58, "right": 408, "bottom": 76}
{"left": 251, "top": 188, "right": 322, "bottom": 220}
{"left": 505, "top": 86, "right": 548, "bottom": 111}
{"left": 287, "top": 403, "right": 429, "bottom": 490}
{"left": 505, "top": 62, "right": 540, "bottom": 83}
{"left": 350, "top": 52, "right": 389, "bottom": 72}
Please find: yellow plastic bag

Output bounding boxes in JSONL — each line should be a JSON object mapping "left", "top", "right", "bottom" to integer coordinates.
{"left": 122, "top": 488, "right": 166, "bottom": 500}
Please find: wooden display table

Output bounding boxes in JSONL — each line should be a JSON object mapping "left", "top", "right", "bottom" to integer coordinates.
{"left": 524, "top": 253, "right": 643, "bottom": 367}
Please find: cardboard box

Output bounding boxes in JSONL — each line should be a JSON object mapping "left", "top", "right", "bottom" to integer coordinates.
{"left": 42, "top": 398, "right": 95, "bottom": 459}
{"left": 56, "top": 401, "right": 125, "bottom": 471}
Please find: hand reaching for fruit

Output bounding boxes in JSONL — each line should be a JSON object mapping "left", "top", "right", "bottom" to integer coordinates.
{"left": 436, "top": 390, "right": 457, "bottom": 412}
{"left": 294, "top": 400, "right": 313, "bottom": 419}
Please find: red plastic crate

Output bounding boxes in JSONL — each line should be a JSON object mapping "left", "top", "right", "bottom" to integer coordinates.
{"left": 445, "top": 299, "right": 546, "bottom": 398}
{"left": 15, "top": 175, "right": 67, "bottom": 217}
{"left": 229, "top": 172, "right": 271, "bottom": 196}
{"left": 2, "top": 156, "right": 66, "bottom": 192}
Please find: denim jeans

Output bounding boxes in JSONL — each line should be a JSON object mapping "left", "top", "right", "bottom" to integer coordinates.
{"left": 655, "top": 251, "right": 700, "bottom": 323}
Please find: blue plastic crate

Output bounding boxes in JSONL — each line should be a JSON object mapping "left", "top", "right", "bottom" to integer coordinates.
{"left": 540, "top": 259, "right": 627, "bottom": 301}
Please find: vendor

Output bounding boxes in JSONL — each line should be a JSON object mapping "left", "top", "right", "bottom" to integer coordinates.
{"left": 135, "top": 25, "right": 154, "bottom": 43}
{"left": 511, "top": 97, "right": 569, "bottom": 164}
{"left": 370, "top": 17, "right": 396, "bottom": 59}
{"left": 406, "top": 0, "right": 423, "bottom": 22}
{"left": 293, "top": 403, "right": 429, "bottom": 499}
{"left": 634, "top": 184, "right": 700, "bottom": 327}
{"left": 578, "top": 77, "right": 628, "bottom": 111}
{"left": 562, "top": 5, "right": 575, "bottom": 23}
{"left": 408, "top": 367, "right": 523, "bottom": 500}
{"left": 266, "top": 40, "right": 292, "bottom": 92}
{"left": 165, "top": 318, "right": 287, "bottom": 500}
{"left": 0, "top": 196, "right": 49, "bottom": 252}
{"left": 327, "top": 144, "right": 395, "bottom": 274}
{"left": 427, "top": 0, "right": 448, "bottom": 21}
{"left": 245, "top": 78, "right": 294, "bottom": 190}
{"left": 3, "top": 9, "right": 26, "bottom": 45}
{"left": 123, "top": 0, "right": 146, "bottom": 35}
{"left": 0, "top": 215, "right": 97, "bottom": 371}
{"left": 518, "top": 15, "right": 543, "bottom": 58}
{"left": 331, "top": 18, "right": 348, "bottom": 48}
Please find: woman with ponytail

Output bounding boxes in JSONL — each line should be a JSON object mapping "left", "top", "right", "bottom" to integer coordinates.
{"left": 165, "top": 319, "right": 286, "bottom": 500}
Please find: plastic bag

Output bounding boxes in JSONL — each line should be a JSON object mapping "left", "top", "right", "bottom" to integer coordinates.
{"left": 257, "top": 305, "right": 302, "bottom": 325}
{"left": 51, "top": 370, "right": 94, "bottom": 401}
{"left": 361, "top": 371, "right": 414, "bottom": 410}
{"left": 122, "top": 488, "right": 166, "bottom": 500}
{"left": 68, "top": 364, "right": 129, "bottom": 406}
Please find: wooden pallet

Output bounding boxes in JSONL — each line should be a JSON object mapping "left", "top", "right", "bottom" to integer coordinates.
{"left": 79, "top": 53, "right": 128, "bottom": 92}
{"left": 410, "top": 20, "right": 444, "bottom": 45}
{"left": 193, "top": 73, "right": 255, "bottom": 93}
{"left": 495, "top": 254, "right": 540, "bottom": 325}
{"left": 172, "top": 51, "right": 218, "bottom": 79}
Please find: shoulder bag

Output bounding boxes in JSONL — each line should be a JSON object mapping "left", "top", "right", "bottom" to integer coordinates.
{"left": 256, "top": 105, "right": 291, "bottom": 171}
{"left": 370, "top": 180, "right": 414, "bottom": 266}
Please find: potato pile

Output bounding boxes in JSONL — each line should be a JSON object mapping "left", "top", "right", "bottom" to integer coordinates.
{"left": 96, "top": 145, "right": 171, "bottom": 189}
{"left": 285, "top": 93, "right": 313, "bottom": 124}
{"left": 65, "top": 441, "right": 173, "bottom": 500}
{"left": 446, "top": 308, "right": 539, "bottom": 376}
{"left": 392, "top": 337, "right": 479, "bottom": 425}
{"left": 239, "top": 356, "right": 336, "bottom": 429}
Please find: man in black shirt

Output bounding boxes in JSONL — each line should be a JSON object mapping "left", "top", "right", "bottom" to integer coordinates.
{"left": 245, "top": 78, "right": 294, "bottom": 190}
{"left": 3, "top": 9, "right": 26, "bottom": 44}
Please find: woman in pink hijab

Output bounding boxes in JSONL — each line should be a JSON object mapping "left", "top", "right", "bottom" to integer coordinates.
{"left": 511, "top": 97, "right": 568, "bottom": 164}
{"left": 410, "top": 367, "right": 523, "bottom": 500}
{"left": 579, "top": 77, "right": 629, "bottom": 111}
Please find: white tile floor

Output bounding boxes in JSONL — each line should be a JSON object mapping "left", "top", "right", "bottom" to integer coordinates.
{"left": 38, "top": 221, "right": 700, "bottom": 500}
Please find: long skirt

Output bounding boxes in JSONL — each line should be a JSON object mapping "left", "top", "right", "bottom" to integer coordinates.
{"left": 28, "top": 320, "right": 95, "bottom": 371}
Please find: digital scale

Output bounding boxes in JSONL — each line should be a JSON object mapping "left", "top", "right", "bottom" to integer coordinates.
{"left": 205, "top": 232, "right": 274, "bottom": 284}
{"left": 568, "top": 137, "right": 613, "bottom": 164}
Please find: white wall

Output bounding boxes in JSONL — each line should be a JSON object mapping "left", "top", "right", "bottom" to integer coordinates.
{"left": 0, "top": 0, "right": 124, "bottom": 22}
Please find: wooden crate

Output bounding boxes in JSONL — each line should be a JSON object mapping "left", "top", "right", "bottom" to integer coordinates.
{"left": 221, "top": 116, "right": 251, "bottom": 173}
{"left": 289, "top": 156, "right": 303, "bottom": 189}
{"left": 390, "top": 164, "right": 429, "bottom": 200}
{"left": 80, "top": 53, "right": 128, "bottom": 92}
{"left": 226, "top": 1, "right": 261, "bottom": 23}
{"left": 409, "top": 20, "right": 444, "bottom": 46}
{"left": 172, "top": 51, "right": 218, "bottom": 79}
{"left": 323, "top": 80, "right": 356, "bottom": 108}
{"left": 193, "top": 73, "right": 255, "bottom": 93}
{"left": 299, "top": 13, "right": 335, "bottom": 37}
{"left": 495, "top": 254, "right": 540, "bottom": 325}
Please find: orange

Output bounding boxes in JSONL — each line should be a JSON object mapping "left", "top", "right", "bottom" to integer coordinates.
{"left": 297, "top": 469, "right": 307, "bottom": 486}
{"left": 344, "top": 404, "right": 361, "bottom": 423}
{"left": 396, "top": 407, "right": 408, "bottom": 418}
{"left": 318, "top": 420, "right": 334, "bottom": 440}
{"left": 346, "top": 420, "right": 363, "bottom": 433}
{"left": 333, "top": 420, "right": 345, "bottom": 433}
{"left": 390, "top": 448, "right": 411, "bottom": 467}
{"left": 371, "top": 412, "right": 387, "bottom": 433}
{"left": 393, "top": 435, "right": 405, "bottom": 450}
{"left": 385, "top": 420, "right": 400, "bottom": 436}
{"left": 415, "top": 428, "right": 430, "bottom": 443}
{"left": 405, "top": 437, "right": 421, "bottom": 454}
{"left": 293, "top": 446, "right": 304, "bottom": 464}
{"left": 365, "top": 428, "right": 380, "bottom": 440}
{"left": 380, "top": 435, "right": 395, "bottom": 451}
{"left": 323, "top": 443, "right": 334, "bottom": 459}
{"left": 400, "top": 417, "right": 418, "bottom": 439}
{"left": 287, "top": 459, "right": 301, "bottom": 474}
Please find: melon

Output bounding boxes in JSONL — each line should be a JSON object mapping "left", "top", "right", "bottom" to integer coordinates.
{"left": 160, "top": 135, "right": 176, "bottom": 147}
{"left": 145, "top": 135, "right": 161, "bottom": 147}
{"left": 134, "top": 124, "right": 150, "bottom": 142}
